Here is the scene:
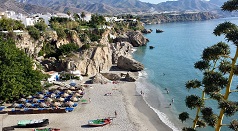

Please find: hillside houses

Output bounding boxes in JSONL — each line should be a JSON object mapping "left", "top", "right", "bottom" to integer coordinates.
{"left": 0, "top": 11, "right": 93, "bottom": 27}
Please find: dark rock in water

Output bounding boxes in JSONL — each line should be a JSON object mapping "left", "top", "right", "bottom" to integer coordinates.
{"left": 149, "top": 46, "right": 155, "bottom": 49}
{"left": 141, "top": 29, "right": 153, "bottom": 34}
{"left": 156, "top": 29, "right": 164, "bottom": 33}
{"left": 117, "top": 56, "right": 144, "bottom": 71}
{"left": 125, "top": 72, "right": 136, "bottom": 82}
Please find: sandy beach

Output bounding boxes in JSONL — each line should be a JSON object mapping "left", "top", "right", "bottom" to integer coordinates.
{"left": 0, "top": 76, "right": 172, "bottom": 131}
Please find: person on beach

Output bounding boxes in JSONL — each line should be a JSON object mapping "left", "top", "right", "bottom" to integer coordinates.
{"left": 140, "top": 90, "right": 143, "bottom": 95}
{"left": 166, "top": 90, "right": 169, "bottom": 94}
{"left": 172, "top": 98, "right": 174, "bottom": 103}
{"left": 89, "top": 98, "right": 91, "bottom": 103}
{"left": 115, "top": 111, "right": 117, "bottom": 118}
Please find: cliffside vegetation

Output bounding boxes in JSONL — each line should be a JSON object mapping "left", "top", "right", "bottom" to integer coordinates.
{"left": 0, "top": 37, "right": 47, "bottom": 102}
{"left": 0, "top": 17, "right": 25, "bottom": 31}
{"left": 179, "top": 0, "right": 238, "bottom": 131}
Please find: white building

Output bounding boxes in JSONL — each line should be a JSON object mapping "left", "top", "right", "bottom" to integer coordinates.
{"left": 77, "top": 13, "right": 92, "bottom": 22}
{"left": 70, "top": 70, "right": 83, "bottom": 80}
{"left": 104, "top": 17, "right": 118, "bottom": 22}
{"left": 46, "top": 71, "right": 60, "bottom": 83}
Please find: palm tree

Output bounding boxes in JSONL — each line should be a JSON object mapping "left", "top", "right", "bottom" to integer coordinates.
{"left": 80, "top": 12, "right": 86, "bottom": 21}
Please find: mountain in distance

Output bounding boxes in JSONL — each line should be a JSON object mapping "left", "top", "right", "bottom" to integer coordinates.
{"left": 17, "top": 0, "right": 154, "bottom": 14}
{"left": 155, "top": 0, "right": 220, "bottom": 12}
{"left": 16, "top": 0, "right": 224, "bottom": 14}
{"left": 0, "top": 0, "right": 57, "bottom": 14}
{"left": 209, "top": 0, "right": 228, "bottom": 6}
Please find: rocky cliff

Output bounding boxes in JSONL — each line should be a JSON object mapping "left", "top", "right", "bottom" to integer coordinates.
{"left": 14, "top": 28, "right": 147, "bottom": 76}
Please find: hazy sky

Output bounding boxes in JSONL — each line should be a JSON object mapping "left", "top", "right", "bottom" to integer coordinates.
{"left": 139, "top": 0, "right": 172, "bottom": 4}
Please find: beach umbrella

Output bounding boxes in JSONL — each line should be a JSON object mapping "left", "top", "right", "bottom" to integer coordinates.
{"left": 26, "top": 95, "right": 33, "bottom": 99}
{"left": 25, "top": 103, "right": 32, "bottom": 107}
{"left": 74, "top": 93, "right": 82, "bottom": 97}
{"left": 11, "top": 103, "right": 19, "bottom": 108}
{"left": 19, "top": 98, "right": 26, "bottom": 103}
{"left": 43, "top": 89, "right": 49, "bottom": 94}
{"left": 54, "top": 90, "right": 61, "bottom": 94}
{"left": 76, "top": 90, "right": 83, "bottom": 94}
{"left": 70, "top": 97, "right": 78, "bottom": 102}
{"left": 69, "top": 86, "right": 76, "bottom": 90}
{"left": 45, "top": 98, "right": 53, "bottom": 103}
{"left": 58, "top": 86, "right": 65, "bottom": 90}
{"left": 49, "top": 87, "right": 56, "bottom": 92}
{"left": 50, "top": 93, "right": 56, "bottom": 98}
{"left": 37, "top": 94, "right": 44, "bottom": 99}
{"left": 52, "top": 102, "right": 61, "bottom": 107}
{"left": 61, "top": 93, "right": 69, "bottom": 98}
{"left": 65, "top": 89, "right": 73, "bottom": 94}
{"left": 33, "top": 98, "right": 39, "bottom": 103}
{"left": 65, "top": 101, "right": 74, "bottom": 107}
{"left": 39, "top": 102, "right": 47, "bottom": 108}
{"left": 57, "top": 97, "right": 65, "bottom": 102}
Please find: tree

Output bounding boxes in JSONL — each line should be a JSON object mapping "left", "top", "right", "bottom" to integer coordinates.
{"left": 26, "top": 26, "right": 41, "bottom": 40}
{"left": 67, "top": 11, "right": 71, "bottom": 17}
{"left": 179, "top": 0, "right": 238, "bottom": 131}
{"left": 0, "top": 18, "right": 24, "bottom": 31}
{"left": 0, "top": 38, "right": 46, "bottom": 102}
{"left": 80, "top": 12, "right": 86, "bottom": 21}
{"left": 73, "top": 13, "right": 80, "bottom": 21}
{"left": 34, "top": 18, "right": 48, "bottom": 31}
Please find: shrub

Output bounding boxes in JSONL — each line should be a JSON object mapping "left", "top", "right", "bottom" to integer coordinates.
{"left": 81, "top": 44, "right": 90, "bottom": 50}
{"left": 26, "top": 26, "right": 40, "bottom": 40}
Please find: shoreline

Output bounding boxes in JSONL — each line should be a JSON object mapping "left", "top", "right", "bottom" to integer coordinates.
{"left": 0, "top": 72, "right": 172, "bottom": 131}
{"left": 122, "top": 82, "right": 172, "bottom": 131}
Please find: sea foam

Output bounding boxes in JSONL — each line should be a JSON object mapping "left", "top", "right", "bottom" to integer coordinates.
{"left": 136, "top": 71, "right": 181, "bottom": 131}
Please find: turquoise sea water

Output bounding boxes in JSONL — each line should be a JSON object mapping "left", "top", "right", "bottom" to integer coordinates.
{"left": 133, "top": 17, "right": 238, "bottom": 131}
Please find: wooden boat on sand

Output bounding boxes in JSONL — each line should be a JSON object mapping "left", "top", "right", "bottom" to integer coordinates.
{"left": 88, "top": 118, "right": 111, "bottom": 126}
{"left": 33, "top": 128, "right": 60, "bottom": 131}
{"left": 17, "top": 119, "right": 49, "bottom": 128}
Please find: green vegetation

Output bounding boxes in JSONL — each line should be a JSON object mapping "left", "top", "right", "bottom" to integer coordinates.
{"left": 0, "top": 37, "right": 46, "bottom": 102}
{"left": 34, "top": 18, "right": 48, "bottom": 31}
{"left": 0, "top": 17, "right": 25, "bottom": 31}
{"left": 26, "top": 26, "right": 41, "bottom": 40}
{"left": 60, "top": 72, "right": 80, "bottom": 81}
{"left": 39, "top": 42, "right": 79, "bottom": 59}
{"left": 179, "top": 1, "right": 238, "bottom": 131}
{"left": 81, "top": 44, "right": 90, "bottom": 50}
{"left": 58, "top": 43, "right": 79, "bottom": 55}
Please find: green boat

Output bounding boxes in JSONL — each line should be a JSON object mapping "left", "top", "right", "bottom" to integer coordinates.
{"left": 17, "top": 119, "right": 49, "bottom": 128}
{"left": 33, "top": 128, "right": 60, "bottom": 131}
{"left": 88, "top": 118, "right": 111, "bottom": 126}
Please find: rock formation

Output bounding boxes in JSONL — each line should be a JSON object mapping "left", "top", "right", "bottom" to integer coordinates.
{"left": 125, "top": 72, "right": 136, "bottom": 82}
{"left": 90, "top": 73, "right": 110, "bottom": 84}
{"left": 101, "top": 73, "right": 121, "bottom": 81}
{"left": 113, "top": 31, "right": 148, "bottom": 47}
{"left": 117, "top": 56, "right": 144, "bottom": 71}
{"left": 110, "top": 42, "right": 133, "bottom": 64}
{"left": 126, "top": 31, "right": 148, "bottom": 47}
{"left": 141, "top": 29, "right": 152, "bottom": 34}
